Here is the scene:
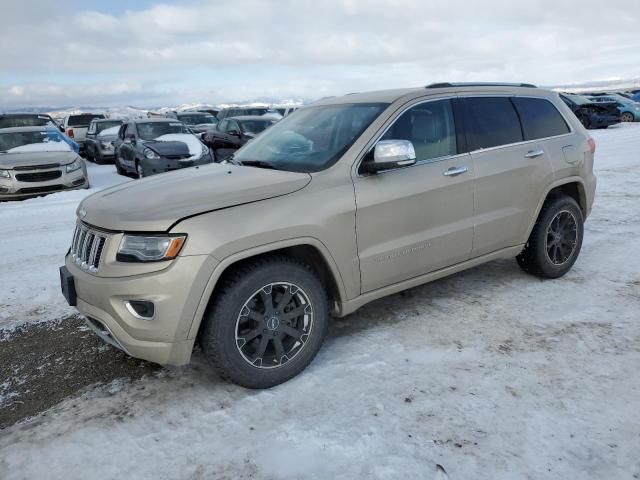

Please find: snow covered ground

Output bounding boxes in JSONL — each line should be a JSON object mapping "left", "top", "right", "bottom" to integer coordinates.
{"left": 1, "top": 124, "right": 639, "bottom": 479}
{"left": 0, "top": 162, "right": 130, "bottom": 331}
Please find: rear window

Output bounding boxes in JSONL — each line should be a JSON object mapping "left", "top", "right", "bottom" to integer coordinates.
{"left": 462, "top": 97, "right": 523, "bottom": 150}
{"left": 0, "top": 115, "right": 53, "bottom": 128}
{"left": 68, "top": 114, "right": 105, "bottom": 127}
{"left": 512, "top": 97, "right": 570, "bottom": 140}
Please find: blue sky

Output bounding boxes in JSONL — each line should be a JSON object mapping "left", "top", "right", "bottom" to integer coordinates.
{"left": 1, "top": 0, "right": 639, "bottom": 108}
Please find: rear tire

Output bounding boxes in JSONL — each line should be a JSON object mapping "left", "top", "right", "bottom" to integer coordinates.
{"left": 200, "top": 256, "right": 329, "bottom": 389}
{"left": 517, "top": 195, "right": 584, "bottom": 279}
{"left": 621, "top": 112, "right": 634, "bottom": 123}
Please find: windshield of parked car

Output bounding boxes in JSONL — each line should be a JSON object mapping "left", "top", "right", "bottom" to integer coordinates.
{"left": 68, "top": 114, "right": 105, "bottom": 127}
{"left": 233, "top": 103, "right": 388, "bottom": 172}
{"left": 137, "top": 122, "right": 189, "bottom": 140}
{"left": 95, "top": 121, "right": 123, "bottom": 133}
{"left": 0, "top": 115, "right": 54, "bottom": 128}
{"left": 0, "top": 130, "right": 72, "bottom": 153}
{"left": 178, "top": 114, "right": 218, "bottom": 125}
{"left": 564, "top": 94, "right": 592, "bottom": 106}
{"left": 238, "top": 119, "right": 276, "bottom": 135}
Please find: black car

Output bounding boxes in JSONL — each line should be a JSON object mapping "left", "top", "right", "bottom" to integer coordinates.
{"left": 559, "top": 93, "right": 621, "bottom": 129}
{"left": 114, "top": 118, "right": 214, "bottom": 178}
{"left": 216, "top": 106, "right": 281, "bottom": 121}
{"left": 0, "top": 112, "right": 62, "bottom": 131}
{"left": 203, "top": 116, "right": 278, "bottom": 160}
{"left": 85, "top": 118, "right": 124, "bottom": 164}
{"left": 175, "top": 112, "right": 218, "bottom": 134}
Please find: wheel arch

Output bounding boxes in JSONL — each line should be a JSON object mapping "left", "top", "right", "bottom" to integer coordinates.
{"left": 187, "top": 238, "right": 348, "bottom": 340}
{"left": 525, "top": 178, "right": 588, "bottom": 239}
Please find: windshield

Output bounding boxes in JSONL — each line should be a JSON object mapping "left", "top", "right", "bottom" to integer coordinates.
{"left": 95, "top": 121, "right": 123, "bottom": 133}
{"left": 0, "top": 130, "right": 72, "bottom": 153}
{"left": 0, "top": 115, "right": 54, "bottom": 128}
{"left": 239, "top": 119, "right": 276, "bottom": 135}
{"left": 178, "top": 114, "right": 217, "bottom": 125}
{"left": 68, "top": 114, "right": 105, "bottom": 127}
{"left": 564, "top": 94, "right": 592, "bottom": 106}
{"left": 234, "top": 103, "right": 387, "bottom": 172}
{"left": 137, "top": 122, "right": 189, "bottom": 140}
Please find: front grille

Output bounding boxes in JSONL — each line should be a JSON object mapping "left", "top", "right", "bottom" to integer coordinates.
{"left": 17, "top": 185, "right": 64, "bottom": 194}
{"left": 165, "top": 154, "right": 191, "bottom": 160}
{"left": 70, "top": 222, "right": 108, "bottom": 273}
{"left": 13, "top": 163, "right": 60, "bottom": 171}
{"left": 15, "top": 170, "right": 62, "bottom": 182}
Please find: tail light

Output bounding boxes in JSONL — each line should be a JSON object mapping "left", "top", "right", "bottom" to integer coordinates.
{"left": 66, "top": 128, "right": 74, "bottom": 138}
{"left": 587, "top": 137, "right": 596, "bottom": 154}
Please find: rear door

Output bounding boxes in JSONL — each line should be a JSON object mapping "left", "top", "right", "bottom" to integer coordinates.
{"left": 460, "top": 95, "right": 566, "bottom": 257}
{"left": 354, "top": 98, "right": 475, "bottom": 293}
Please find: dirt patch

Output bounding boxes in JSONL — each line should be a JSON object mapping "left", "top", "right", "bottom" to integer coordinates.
{"left": 0, "top": 316, "right": 158, "bottom": 429}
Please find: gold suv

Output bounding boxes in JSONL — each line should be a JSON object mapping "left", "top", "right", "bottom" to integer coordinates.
{"left": 60, "top": 83, "right": 597, "bottom": 388}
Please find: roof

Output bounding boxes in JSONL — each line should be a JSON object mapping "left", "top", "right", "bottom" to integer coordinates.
{"left": 312, "top": 83, "right": 554, "bottom": 107}
{"left": 227, "top": 115, "right": 277, "bottom": 121}
{"left": 0, "top": 126, "right": 50, "bottom": 133}
{"left": 132, "top": 118, "right": 185, "bottom": 124}
{"left": 90, "top": 118, "right": 124, "bottom": 123}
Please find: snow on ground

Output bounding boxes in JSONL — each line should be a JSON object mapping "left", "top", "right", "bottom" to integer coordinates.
{"left": 0, "top": 162, "right": 130, "bottom": 331}
{"left": 1, "top": 125, "right": 640, "bottom": 479}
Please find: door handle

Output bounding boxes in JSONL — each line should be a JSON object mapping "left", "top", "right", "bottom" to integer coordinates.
{"left": 525, "top": 149, "right": 544, "bottom": 158}
{"left": 443, "top": 166, "right": 468, "bottom": 177}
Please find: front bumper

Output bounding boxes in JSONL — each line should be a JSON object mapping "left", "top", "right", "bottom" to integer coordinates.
{"left": 0, "top": 166, "right": 88, "bottom": 200}
{"left": 63, "top": 252, "right": 217, "bottom": 365}
{"left": 140, "top": 152, "right": 214, "bottom": 177}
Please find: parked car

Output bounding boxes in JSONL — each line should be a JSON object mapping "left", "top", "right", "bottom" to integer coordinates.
{"left": 63, "top": 113, "right": 106, "bottom": 152}
{"left": 202, "top": 116, "right": 278, "bottom": 160}
{"left": 586, "top": 94, "right": 640, "bottom": 122}
{"left": 631, "top": 92, "right": 640, "bottom": 102}
{"left": 61, "top": 83, "right": 596, "bottom": 388}
{"left": 273, "top": 106, "right": 301, "bottom": 117}
{"left": 175, "top": 112, "right": 218, "bottom": 134}
{"left": 559, "top": 93, "right": 621, "bottom": 129}
{"left": 85, "top": 119, "right": 125, "bottom": 164}
{"left": 217, "top": 106, "right": 281, "bottom": 121}
{"left": 0, "top": 112, "right": 62, "bottom": 131}
{"left": 0, "top": 126, "right": 88, "bottom": 200}
{"left": 114, "top": 118, "right": 214, "bottom": 178}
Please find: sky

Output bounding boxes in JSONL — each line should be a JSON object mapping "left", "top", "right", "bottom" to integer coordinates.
{"left": 0, "top": 0, "right": 639, "bottom": 108}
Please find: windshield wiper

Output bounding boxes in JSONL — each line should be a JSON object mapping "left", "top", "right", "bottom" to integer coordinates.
{"left": 238, "top": 159, "right": 280, "bottom": 170}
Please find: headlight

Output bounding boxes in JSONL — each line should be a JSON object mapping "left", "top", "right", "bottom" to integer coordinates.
{"left": 117, "top": 234, "right": 187, "bottom": 262}
{"left": 0, "top": 170, "right": 10, "bottom": 179}
{"left": 65, "top": 159, "right": 82, "bottom": 173}
{"left": 144, "top": 148, "right": 159, "bottom": 160}
{"left": 100, "top": 141, "right": 113, "bottom": 149}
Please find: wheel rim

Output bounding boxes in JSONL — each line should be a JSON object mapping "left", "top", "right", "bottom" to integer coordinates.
{"left": 545, "top": 210, "right": 578, "bottom": 265}
{"left": 235, "top": 282, "right": 314, "bottom": 369}
{"left": 622, "top": 112, "right": 633, "bottom": 122}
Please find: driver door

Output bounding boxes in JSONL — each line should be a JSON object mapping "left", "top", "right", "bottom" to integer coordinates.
{"left": 353, "top": 98, "right": 475, "bottom": 293}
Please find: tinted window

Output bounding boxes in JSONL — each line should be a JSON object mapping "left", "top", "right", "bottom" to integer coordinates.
{"left": 239, "top": 119, "right": 276, "bottom": 135}
{"left": 512, "top": 97, "right": 570, "bottom": 140}
{"left": 381, "top": 99, "right": 457, "bottom": 160}
{"left": 462, "top": 97, "right": 523, "bottom": 150}
{"left": 67, "top": 114, "right": 105, "bottom": 127}
{"left": 0, "top": 115, "right": 54, "bottom": 128}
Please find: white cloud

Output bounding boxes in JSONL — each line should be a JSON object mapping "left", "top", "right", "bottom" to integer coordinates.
{"left": 1, "top": 0, "right": 639, "bottom": 107}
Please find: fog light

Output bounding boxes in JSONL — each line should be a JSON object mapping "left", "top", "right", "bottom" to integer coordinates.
{"left": 0, "top": 186, "right": 9, "bottom": 193}
{"left": 125, "top": 300, "right": 155, "bottom": 320}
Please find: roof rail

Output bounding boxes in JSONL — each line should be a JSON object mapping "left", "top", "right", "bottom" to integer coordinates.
{"left": 426, "top": 82, "right": 537, "bottom": 89}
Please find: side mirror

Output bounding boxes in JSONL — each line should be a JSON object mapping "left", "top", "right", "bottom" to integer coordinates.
{"left": 364, "top": 140, "right": 416, "bottom": 173}
{"left": 228, "top": 129, "right": 240, "bottom": 137}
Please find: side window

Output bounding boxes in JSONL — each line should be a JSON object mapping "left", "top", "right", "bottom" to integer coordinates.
{"left": 88, "top": 122, "right": 96, "bottom": 134}
{"left": 381, "top": 99, "right": 457, "bottom": 161}
{"left": 462, "top": 97, "right": 523, "bottom": 150}
{"left": 512, "top": 97, "right": 570, "bottom": 140}
{"left": 218, "top": 120, "right": 228, "bottom": 132}
{"left": 228, "top": 120, "right": 239, "bottom": 133}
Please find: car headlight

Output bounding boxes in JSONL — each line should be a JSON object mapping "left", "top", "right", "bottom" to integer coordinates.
{"left": 144, "top": 148, "right": 159, "bottom": 160}
{"left": 65, "top": 159, "right": 82, "bottom": 173}
{"left": 0, "top": 169, "right": 10, "bottom": 179}
{"left": 100, "top": 141, "right": 113, "bottom": 149}
{"left": 117, "top": 234, "right": 187, "bottom": 262}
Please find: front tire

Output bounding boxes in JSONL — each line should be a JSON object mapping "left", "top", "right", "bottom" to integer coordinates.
{"left": 200, "top": 256, "right": 329, "bottom": 389}
{"left": 135, "top": 161, "right": 145, "bottom": 179}
{"left": 517, "top": 195, "right": 584, "bottom": 279}
{"left": 621, "top": 112, "right": 634, "bottom": 123}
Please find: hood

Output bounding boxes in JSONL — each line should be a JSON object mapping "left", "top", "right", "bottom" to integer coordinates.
{"left": 144, "top": 140, "right": 190, "bottom": 157}
{"left": 0, "top": 150, "right": 78, "bottom": 169}
{"left": 97, "top": 134, "right": 118, "bottom": 142}
{"left": 79, "top": 163, "right": 312, "bottom": 231}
